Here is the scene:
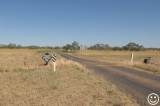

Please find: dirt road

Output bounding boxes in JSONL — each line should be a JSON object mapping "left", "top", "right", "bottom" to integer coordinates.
{"left": 57, "top": 52, "right": 160, "bottom": 106}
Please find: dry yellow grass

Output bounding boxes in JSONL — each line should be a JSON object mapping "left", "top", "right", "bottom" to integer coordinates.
{"left": 0, "top": 49, "right": 139, "bottom": 105}
{"left": 76, "top": 50, "right": 160, "bottom": 75}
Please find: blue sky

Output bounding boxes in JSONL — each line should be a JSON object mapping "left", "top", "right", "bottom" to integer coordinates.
{"left": 0, "top": 0, "right": 160, "bottom": 48}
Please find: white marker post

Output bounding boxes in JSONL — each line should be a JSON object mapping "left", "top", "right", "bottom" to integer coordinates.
{"left": 131, "top": 52, "right": 134, "bottom": 64}
{"left": 54, "top": 62, "right": 56, "bottom": 72}
{"left": 52, "top": 54, "right": 56, "bottom": 72}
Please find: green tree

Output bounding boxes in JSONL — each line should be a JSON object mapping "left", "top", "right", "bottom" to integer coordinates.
{"left": 123, "top": 42, "right": 144, "bottom": 51}
{"left": 112, "top": 47, "right": 120, "bottom": 51}
{"left": 16, "top": 44, "right": 22, "bottom": 49}
{"left": 63, "top": 44, "right": 73, "bottom": 50}
{"left": 72, "top": 41, "right": 79, "bottom": 50}
{"left": 89, "top": 43, "right": 110, "bottom": 50}
{"left": 7, "top": 43, "right": 16, "bottom": 49}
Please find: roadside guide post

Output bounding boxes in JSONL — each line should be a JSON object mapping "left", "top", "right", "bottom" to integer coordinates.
{"left": 131, "top": 52, "right": 134, "bottom": 64}
{"left": 51, "top": 54, "right": 56, "bottom": 72}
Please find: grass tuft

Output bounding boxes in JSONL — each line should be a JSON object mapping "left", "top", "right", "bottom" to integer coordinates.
{"left": 72, "top": 65, "right": 81, "bottom": 70}
{"left": 0, "top": 67, "right": 28, "bottom": 72}
{"left": 36, "top": 49, "right": 52, "bottom": 54}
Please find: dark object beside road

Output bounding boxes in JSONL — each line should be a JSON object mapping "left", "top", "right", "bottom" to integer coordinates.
{"left": 143, "top": 57, "right": 151, "bottom": 64}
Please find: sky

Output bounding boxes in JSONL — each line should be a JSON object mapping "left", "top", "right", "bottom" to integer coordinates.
{"left": 0, "top": 0, "right": 160, "bottom": 48}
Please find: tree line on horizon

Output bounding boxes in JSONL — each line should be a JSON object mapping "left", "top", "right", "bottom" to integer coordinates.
{"left": 0, "top": 42, "right": 159, "bottom": 51}
{"left": 63, "top": 41, "right": 159, "bottom": 51}
{"left": 0, "top": 43, "right": 56, "bottom": 49}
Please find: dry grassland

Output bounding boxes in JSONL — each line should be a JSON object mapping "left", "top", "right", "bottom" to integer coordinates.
{"left": 77, "top": 50, "right": 160, "bottom": 75}
{"left": 0, "top": 49, "right": 139, "bottom": 106}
